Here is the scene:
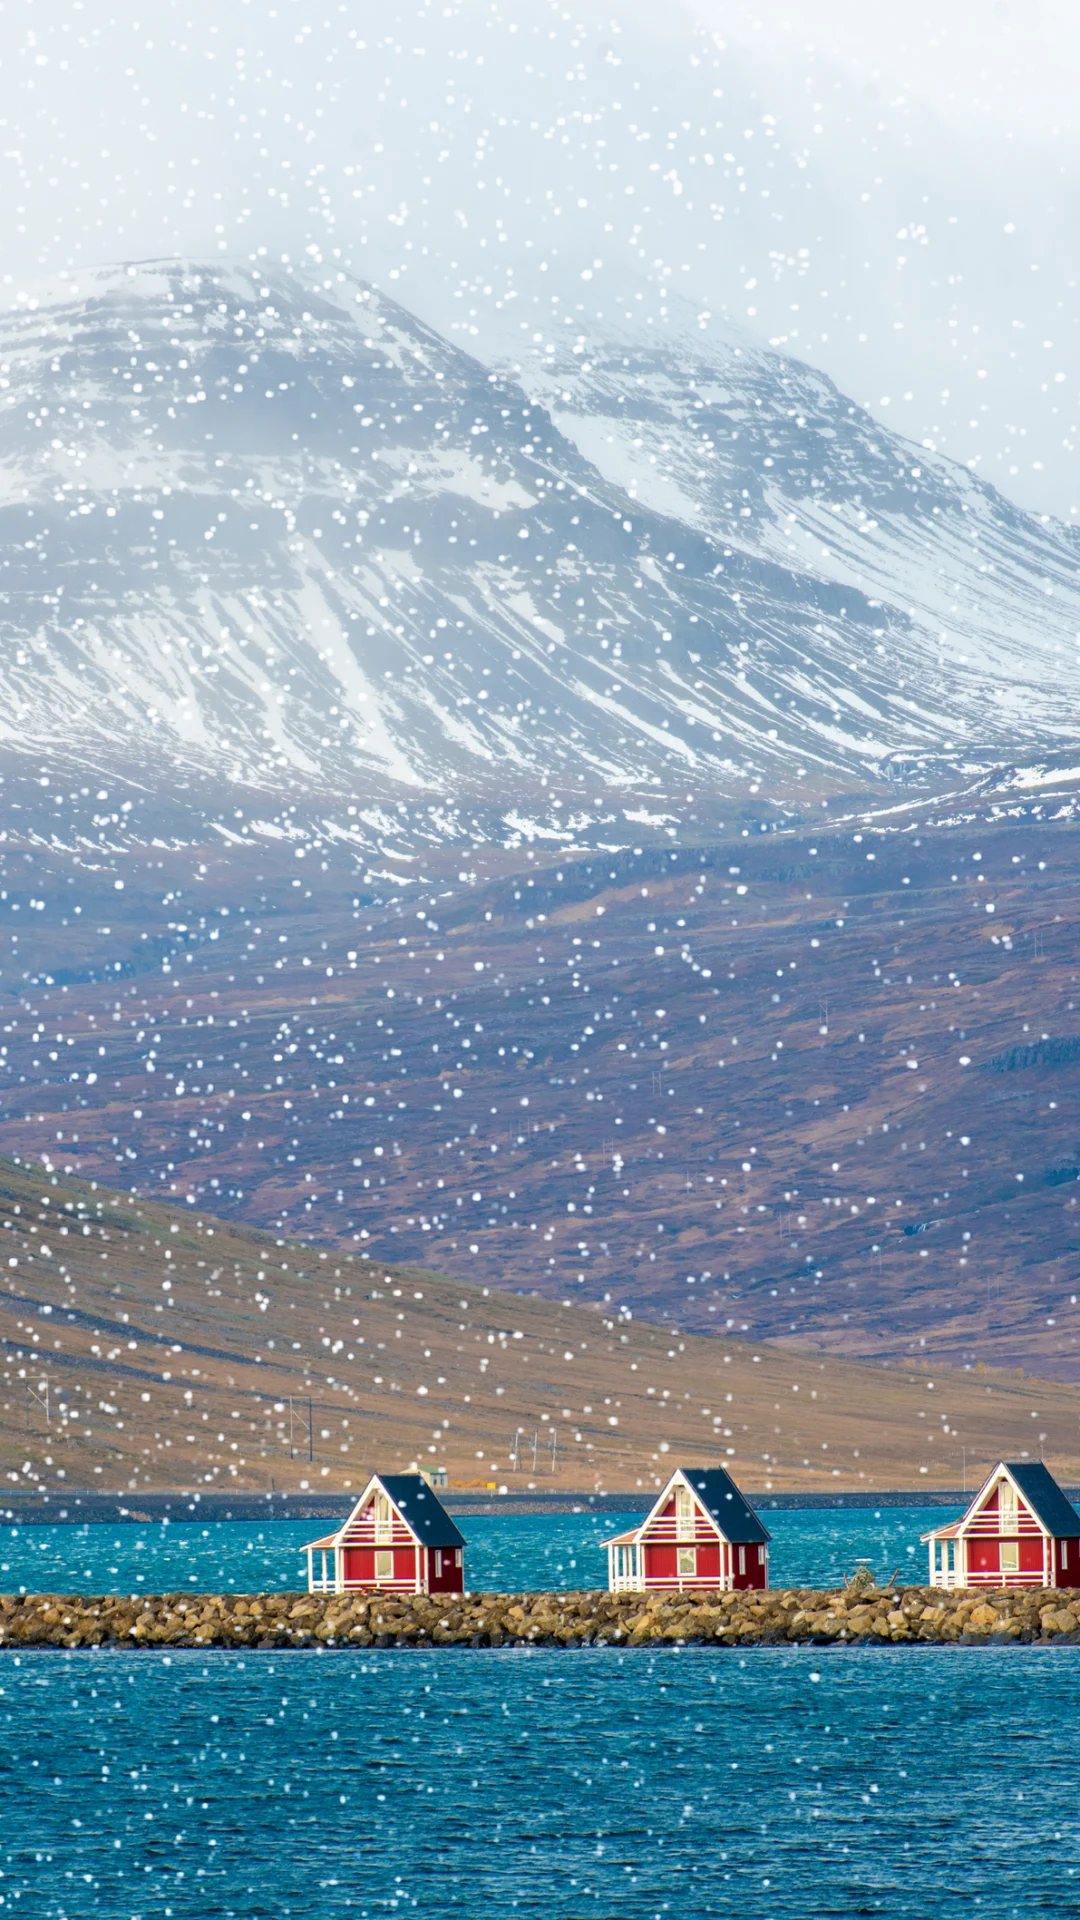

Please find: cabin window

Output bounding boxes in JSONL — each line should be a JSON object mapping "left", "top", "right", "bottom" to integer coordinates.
{"left": 374, "top": 1550, "right": 393, "bottom": 1582}
{"left": 677, "top": 1547, "right": 697, "bottom": 1578}
{"left": 1000, "top": 1541, "right": 1019, "bottom": 1574}
{"left": 434, "top": 1550, "right": 442, "bottom": 1577}
{"left": 1063, "top": 1541, "right": 1071, "bottom": 1568}
{"left": 374, "top": 1493, "right": 393, "bottom": 1544}
{"left": 998, "top": 1481, "right": 1018, "bottom": 1526}
{"left": 738, "top": 1546, "right": 746, "bottom": 1575}
{"left": 675, "top": 1484, "right": 695, "bottom": 1541}
{"left": 454, "top": 1548, "right": 462, "bottom": 1568}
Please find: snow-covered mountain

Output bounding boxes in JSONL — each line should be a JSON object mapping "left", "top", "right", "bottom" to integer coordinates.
{"left": 519, "top": 319, "right": 1080, "bottom": 775}
{"left": 2, "top": 259, "right": 1079, "bottom": 822}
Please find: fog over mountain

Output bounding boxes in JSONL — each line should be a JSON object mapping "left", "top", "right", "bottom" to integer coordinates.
{"left": 5, "top": 0, "right": 1080, "bottom": 516}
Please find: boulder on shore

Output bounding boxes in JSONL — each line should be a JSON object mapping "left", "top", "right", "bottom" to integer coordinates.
{"left": 0, "top": 1585, "right": 1078, "bottom": 1649}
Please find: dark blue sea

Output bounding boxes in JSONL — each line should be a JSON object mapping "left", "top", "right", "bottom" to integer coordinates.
{"left": 3, "top": 1644, "right": 1080, "bottom": 1917}
{"left": 2, "top": 1508, "right": 1078, "bottom": 1917}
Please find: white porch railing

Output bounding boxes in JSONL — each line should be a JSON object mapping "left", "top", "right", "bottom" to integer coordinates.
{"left": 928, "top": 1542, "right": 1052, "bottom": 1589}
{"left": 307, "top": 1547, "right": 336, "bottom": 1594}
{"left": 607, "top": 1543, "right": 643, "bottom": 1592}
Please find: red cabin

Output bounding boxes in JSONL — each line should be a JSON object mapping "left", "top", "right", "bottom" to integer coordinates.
{"left": 303, "top": 1472, "right": 466, "bottom": 1596}
{"left": 605, "top": 1466, "right": 770, "bottom": 1593}
{"left": 922, "top": 1460, "right": 1080, "bottom": 1589}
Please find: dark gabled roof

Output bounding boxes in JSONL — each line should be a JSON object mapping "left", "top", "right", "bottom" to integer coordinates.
{"left": 677, "top": 1467, "right": 771, "bottom": 1546}
{"left": 375, "top": 1474, "right": 466, "bottom": 1549}
{"left": 1004, "top": 1462, "right": 1080, "bottom": 1537}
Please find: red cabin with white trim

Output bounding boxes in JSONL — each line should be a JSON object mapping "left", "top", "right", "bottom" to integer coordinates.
{"left": 303, "top": 1473, "right": 466, "bottom": 1596}
{"left": 605, "top": 1466, "right": 770, "bottom": 1593}
{"left": 922, "top": 1460, "right": 1080, "bottom": 1589}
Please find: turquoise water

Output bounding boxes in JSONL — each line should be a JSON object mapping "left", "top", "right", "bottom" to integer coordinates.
{"left": 0, "top": 1504, "right": 942, "bottom": 1596}
{"left": 0, "top": 1508, "right": 1076, "bottom": 1918}
{"left": 2, "top": 1644, "right": 1079, "bottom": 1917}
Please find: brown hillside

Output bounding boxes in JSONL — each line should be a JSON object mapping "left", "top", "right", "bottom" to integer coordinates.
{"left": 0, "top": 1156, "right": 1078, "bottom": 1496}
{"left": 3, "top": 809, "right": 1080, "bottom": 1380}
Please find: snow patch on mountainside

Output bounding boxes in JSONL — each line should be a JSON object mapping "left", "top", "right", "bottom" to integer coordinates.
{"left": 1, "top": 260, "right": 1078, "bottom": 825}
{"left": 520, "top": 323, "right": 1080, "bottom": 766}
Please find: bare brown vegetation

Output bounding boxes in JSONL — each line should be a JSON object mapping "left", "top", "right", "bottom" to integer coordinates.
{"left": 1, "top": 1156, "right": 1079, "bottom": 1496}
{"left": 4, "top": 809, "right": 1080, "bottom": 1380}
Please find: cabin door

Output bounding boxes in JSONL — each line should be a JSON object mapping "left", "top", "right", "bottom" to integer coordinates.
{"left": 1019, "top": 1537, "right": 1044, "bottom": 1576}
{"left": 967, "top": 1540, "right": 999, "bottom": 1577}
{"left": 696, "top": 1542, "right": 721, "bottom": 1584}
{"left": 644, "top": 1544, "right": 678, "bottom": 1585}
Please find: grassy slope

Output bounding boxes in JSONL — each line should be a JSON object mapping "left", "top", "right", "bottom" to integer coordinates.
{"left": 0, "top": 1155, "right": 1078, "bottom": 1496}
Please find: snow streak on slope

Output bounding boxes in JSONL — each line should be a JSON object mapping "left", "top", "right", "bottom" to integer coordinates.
{"left": 1, "top": 260, "right": 1077, "bottom": 816}
{"left": 519, "top": 318, "right": 1080, "bottom": 779}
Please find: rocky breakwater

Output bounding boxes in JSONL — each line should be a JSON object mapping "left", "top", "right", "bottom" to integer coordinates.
{"left": 3, "top": 1587, "right": 1080, "bottom": 1648}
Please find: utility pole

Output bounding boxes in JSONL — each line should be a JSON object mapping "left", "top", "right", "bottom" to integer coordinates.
{"left": 288, "top": 1397, "right": 314, "bottom": 1463}
{"left": 531, "top": 1429, "right": 539, "bottom": 1475}
{"left": 26, "top": 1379, "right": 50, "bottom": 1431}
{"left": 550, "top": 1425, "right": 558, "bottom": 1475}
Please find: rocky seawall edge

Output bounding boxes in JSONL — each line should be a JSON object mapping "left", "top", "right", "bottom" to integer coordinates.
{"left": 3, "top": 1587, "right": 1080, "bottom": 1648}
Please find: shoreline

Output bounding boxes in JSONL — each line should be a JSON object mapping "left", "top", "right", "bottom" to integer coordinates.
{"left": 0, "top": 1486, "right": 1015, "bottom": 1526}
{"left": 3, "top": 1586, "right": 1080, "bottom": 1648}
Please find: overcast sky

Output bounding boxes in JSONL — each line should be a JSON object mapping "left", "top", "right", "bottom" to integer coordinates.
{"left": 4, "top": 0, "right": 1080, "bottom": 516}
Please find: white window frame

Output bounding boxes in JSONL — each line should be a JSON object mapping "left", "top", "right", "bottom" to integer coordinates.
{"left": 998, "top": 1480, "right": 1018, "bottom": 1526}
{"left": 1000, "top": 1540, "right": 1019, "bottom": 1574}
{"left": 434, "top": 1550, "right": 442, "bottom": 1577}
{"left": 374, "top": 1492, "right": 393, "bottom": 1544}
{"left": 675, "top": 1484, "right": 695, "bottom": 1542}
{"left": 677, "top": 1546, "right": 697, "bottom": 1578}
{"left": 374, "top": 1548, "right": 394, "bottom": 1582}
{"left": 738, "top": 1545, "right": 746, "bottom": 1576}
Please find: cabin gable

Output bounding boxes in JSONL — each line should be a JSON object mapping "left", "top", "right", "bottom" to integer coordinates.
{"left": 961, "top": 1468, "right": 1044, "bottom": 1540}
{"left": 340, "top": 1483, "right": 419, "bottom": 1549}
{"left": 642, "top": 1479, "right": 722, "bottom": 1548}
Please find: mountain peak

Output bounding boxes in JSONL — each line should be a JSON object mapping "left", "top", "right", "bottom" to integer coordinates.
{"left": 1, "top": 259, "right": 1078, "bottom": 834}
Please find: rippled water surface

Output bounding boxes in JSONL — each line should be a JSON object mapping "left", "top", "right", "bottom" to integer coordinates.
{"left": 3, "top": 1644, "right": 1080, "bottom": 1918}
{"left": 0, "top": 1502, "right": 946, "bottom": 1595}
